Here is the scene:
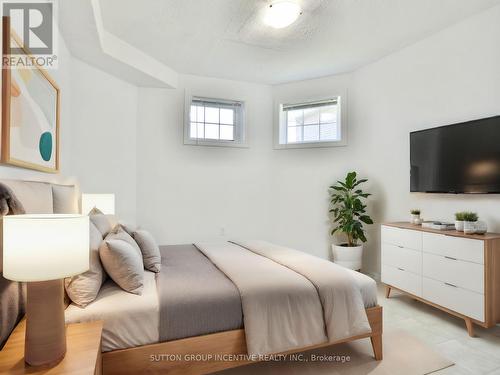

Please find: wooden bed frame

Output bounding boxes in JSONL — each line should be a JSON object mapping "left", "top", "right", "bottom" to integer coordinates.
{"left": 102, "top": 305, "right": 382, "bottom": 375}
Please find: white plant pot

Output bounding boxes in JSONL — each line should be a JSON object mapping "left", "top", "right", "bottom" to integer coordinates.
{"left": 475, "top": 221, "right": 487, "bottom": 234}
{"left": 411, "top": 214, "right": 421, "bottom": 224}
{"left": 463, "top": 221, "right": 477, "bottom": 235}
{"left": 455, "top": 220, "right": 464, "bottom": 232}
{"left": 332, "top": 244, "right": 363, "bottom": 271}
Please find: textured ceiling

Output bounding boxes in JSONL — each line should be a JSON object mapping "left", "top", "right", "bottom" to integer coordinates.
{"left": 62, "top": 0, "right": 500, "bottom": 85}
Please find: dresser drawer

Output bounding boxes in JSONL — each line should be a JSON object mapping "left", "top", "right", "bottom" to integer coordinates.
{"left": 382, "top": 265, "right": 422, "bottom": 297}
{"left": 381, "top": 226, "right": 422, "bottom": 251}
{"left": 422, "top": 277, "right": 484, "bottom": 321}
{"left": 422, "top": 233, "right": 484, "bottom": 264}
{"left": 423, "top": 252, "right": 484, "bottom": 294}
{"left": 382, "top": 243, "right": 421, "bottom": 275}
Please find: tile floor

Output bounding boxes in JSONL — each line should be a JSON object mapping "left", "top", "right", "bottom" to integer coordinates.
{"left": 379, "top": 284, "right": 500, "bottom": 374}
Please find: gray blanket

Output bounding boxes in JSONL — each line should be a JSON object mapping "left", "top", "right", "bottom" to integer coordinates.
{"left": 157, "top": 245, "right": 243, "bottom": 341}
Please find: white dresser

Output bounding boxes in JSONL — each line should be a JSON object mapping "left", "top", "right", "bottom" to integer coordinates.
{"left": 381, "top": 222, "right": 500, "bottom": 336}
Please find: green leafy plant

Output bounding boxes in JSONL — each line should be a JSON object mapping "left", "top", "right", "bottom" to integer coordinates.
{"left": 411, "top": 209, "right": 421, "bottom": 215}
{"left": 462, "top": 212, "right": 478, "bottom": 222}
{"left": 455, "top": 212, "right": 465, "bottom": 221}
{"left": 329, "top": 171, "right": 373, "bottom": 247}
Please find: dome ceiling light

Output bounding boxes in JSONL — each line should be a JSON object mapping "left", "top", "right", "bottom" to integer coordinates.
{"left": 263, "top": 1, "right": 302, "bottom": 29}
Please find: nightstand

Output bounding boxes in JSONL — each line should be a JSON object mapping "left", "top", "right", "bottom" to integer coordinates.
{"left": 0, "top": 319, "right": 103, "bottom": 374}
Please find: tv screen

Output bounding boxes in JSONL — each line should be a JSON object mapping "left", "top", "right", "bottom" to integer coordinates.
{"left": 410, "top": 115, "right": 500, "bottom": 193}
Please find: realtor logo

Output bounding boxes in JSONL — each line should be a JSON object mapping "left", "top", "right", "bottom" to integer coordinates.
{"left": 2, "top": 0, "right": 57, "bottom": 68}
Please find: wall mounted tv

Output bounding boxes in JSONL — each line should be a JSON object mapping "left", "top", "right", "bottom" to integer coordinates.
{"left": 410, "top": 115, "right": 500, "bottom": 193}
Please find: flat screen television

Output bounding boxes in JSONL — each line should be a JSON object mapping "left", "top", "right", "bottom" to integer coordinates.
{"left": 410, "top": 115, "right": 500, "bottom": 193}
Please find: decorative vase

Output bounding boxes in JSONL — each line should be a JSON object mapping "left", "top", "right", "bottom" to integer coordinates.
{"left": 475, "top": 221, "right": 487, "bottom": 234}
{"left": 463, "top": 221, "right": 477, "bottom": 235}
{"left": 411, "top": 214, "right": 421, "bottom": 224}
{"left": 455, "top": 220, "right": 464, "bottom": 232}
{"left": 332, "top": 244, "right": 363, "bottom": 271}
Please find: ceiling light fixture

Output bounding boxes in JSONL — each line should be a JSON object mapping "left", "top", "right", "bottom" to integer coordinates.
{"left": 263, "top": 1, "right": 302, "bottom": 29}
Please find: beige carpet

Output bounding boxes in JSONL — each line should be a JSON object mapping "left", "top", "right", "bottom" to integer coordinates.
{"left": 214, "top": 330, "right": 454, "bottom": 375}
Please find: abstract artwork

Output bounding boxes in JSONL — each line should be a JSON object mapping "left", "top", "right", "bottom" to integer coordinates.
{"left": 1, "top": 19, "right": 60, "bottom": 173}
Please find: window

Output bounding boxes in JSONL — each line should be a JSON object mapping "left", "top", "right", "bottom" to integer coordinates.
{"left": 185, "top": 96, "right": 246, "bottom": 147}
{"left": 276, "top": 97, "right": 346, "bottom": 148}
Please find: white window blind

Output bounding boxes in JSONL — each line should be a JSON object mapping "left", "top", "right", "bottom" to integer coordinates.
{"left": 284, "top": 99, "right": 339, "bottom": 144}
{"left": 185, "top": 96, "right": 246, "bottom": 147}
{"left": 276, "top": 96, "right": 346, "bottom": 148}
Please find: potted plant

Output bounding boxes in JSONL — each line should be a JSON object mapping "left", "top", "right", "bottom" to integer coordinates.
{"left": 454, "top": 212, "right": 465, "bottom": 232}
{"left": 329, "top": 171, "right": 373, "bottom": 271}
{"left": 410, "top": 209, "right": 421, "bottom": 224}
{"left": 463, "top": 212, "right": 478, "bottom": 234}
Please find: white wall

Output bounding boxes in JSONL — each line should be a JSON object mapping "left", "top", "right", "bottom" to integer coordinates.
{"left": 0, "top": 15, "right": 139, "bottom": 226}
{"left": 136, "top": 75, "right": 274, "bottom": 244}
{"left": 272, "top": 4, "right": 500, "bottom": 276}
{"left": 3, "top": 2, "right": 494, "bottom": 278}
{"left": 70, "top": 59, "right": 138, "bottom": 223}
{"left": 135, "top": 4, "right": 500, "bottom": 278}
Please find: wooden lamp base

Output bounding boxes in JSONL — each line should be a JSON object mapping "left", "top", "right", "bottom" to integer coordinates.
{"left": 25, "top": 279, "right": 66, "bottom": 367}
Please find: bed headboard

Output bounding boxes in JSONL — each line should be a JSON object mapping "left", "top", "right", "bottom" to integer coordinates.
{"left": 0, "top": 179, "right": 79, "bottom": 349}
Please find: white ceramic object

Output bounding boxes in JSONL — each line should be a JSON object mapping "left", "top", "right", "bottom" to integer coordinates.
{"left": 475, "top": 221, "right": 487, "bottom": 234}
{"left": 411, "top": 214, "right": 421, "bottom": 224}
{"left": 455, "top": 220, "right": 464, "bottom": 232}
{"left": 463, "top": 221, "right": 477, "bottom": 235}
{"left": 332, "top": 244, "right": 363, "bottom": 271}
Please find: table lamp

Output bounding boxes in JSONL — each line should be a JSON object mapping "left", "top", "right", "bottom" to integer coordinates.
{"left": 81, "top": 193, "right": 115, "bottom": 215}
{"left": 2, "top": 214, "right": 89, "bottom": 366}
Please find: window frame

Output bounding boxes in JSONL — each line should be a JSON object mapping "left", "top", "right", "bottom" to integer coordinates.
{"left": 274, "top": 94, "right": 347, "bottom": 149}
{"left": 184, "top": 94, "right": 247, "bottom": 148}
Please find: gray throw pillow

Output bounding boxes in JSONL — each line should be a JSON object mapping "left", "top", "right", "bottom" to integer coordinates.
{"left": 132, "top": 229, "right": 161, "bottom": 273}
{"left": 90, "top": 214, "right": 118, "bottom": 237}
{"left": 99, "top": 227, "right": 144, "bottom": 294}
{"left": 65, "top": 222, "right": 106, "bottom": 307}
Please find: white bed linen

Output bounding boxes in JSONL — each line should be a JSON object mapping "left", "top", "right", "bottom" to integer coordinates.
{"left": 349, "top": 269, "right": 378, "bottom": 308}
{"left": 65, "top": 271, "right": 159, "bottom": 352}
{"left": 64, "top": 255, "right": 377, "bottom": 353}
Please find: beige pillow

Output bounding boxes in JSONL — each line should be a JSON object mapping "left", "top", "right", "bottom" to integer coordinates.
{"left": 90, "top": 214, "right": 118, "bottom": 237}
{"left": 52, "top": 184, "right": 78, "bottom": 214}
{"left": 65, "top": 222, "right": 106, "bottom": 307}
{"left": 99, "top": 227, "right": 144, "bottom": 294}
{"left": 132, "top": 229, "right": 161, "bottom": 273}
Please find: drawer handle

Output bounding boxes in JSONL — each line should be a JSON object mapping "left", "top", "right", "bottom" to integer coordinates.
{"left": 444, "top": 282, "right": 458, "bottom": 288}
{"left": 444, "top": 256, "right": 457, "bottom": 261}
{"left": 397, "top": 267, "right": 405, "bottom": 271}
{"left": 397, "top": 245, "right": 404, "bottom": 249}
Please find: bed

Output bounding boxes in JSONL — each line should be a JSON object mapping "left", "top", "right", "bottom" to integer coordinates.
{"left": 69, "top": 243, "right": 382, "bottom": 375}
{"left": 66, "top": 244, "right": 378, "bottom": 353}
{"left": 0, "top": 179, "right": 383, "bottom": 375}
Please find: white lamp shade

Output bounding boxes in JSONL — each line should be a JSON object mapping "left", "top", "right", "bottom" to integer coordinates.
{"left": 81, "top": 193, "right": 115, "bottom": 215}
{"left": 3, "top": 214, "right": 90, "bottom": 282}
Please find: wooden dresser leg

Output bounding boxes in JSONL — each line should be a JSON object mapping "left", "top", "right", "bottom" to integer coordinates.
{"left": 385, "top": 285, "right": 391, "bottom": 299}
{"left": 465, "top": 318, "right": 475, "bottom": 337}
{"left": 370, "top": 334, "right": 383, "bottom": 360}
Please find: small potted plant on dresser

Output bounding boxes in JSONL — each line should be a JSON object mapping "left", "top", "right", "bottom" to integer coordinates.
{"left": 329, "top": 171, "right": 373, "bottom": 271}
{"left": 410, "top": 209, "right": 422, "bottom": 224}
{"left": 463, "top": 212, "right": 478, "bottom": 234}
{"left": 455, "top": 212, "right": 465, "bottom": 232}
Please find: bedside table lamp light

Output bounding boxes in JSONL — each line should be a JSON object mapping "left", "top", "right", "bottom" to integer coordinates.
{"left": 3, "top": 214, "right": 89, "bottom": 366}
{"left": 81, "top": 193, "right": 115, "bottom": 215}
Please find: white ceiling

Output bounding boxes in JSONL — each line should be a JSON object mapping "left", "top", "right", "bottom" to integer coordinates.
{"left": 60, "top": 0, "right": 500, "bottom": 86}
